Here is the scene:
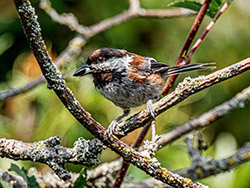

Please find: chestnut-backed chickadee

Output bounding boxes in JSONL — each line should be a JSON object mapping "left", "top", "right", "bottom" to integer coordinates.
{"left": 73, "top": 48, "right": 215, "bottom": 134}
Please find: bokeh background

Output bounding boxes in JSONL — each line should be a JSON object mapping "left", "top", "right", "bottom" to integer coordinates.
{"left": 1, "top": 0, "right": 250, "bottom": 187}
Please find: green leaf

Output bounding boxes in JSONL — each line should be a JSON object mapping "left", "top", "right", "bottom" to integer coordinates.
{"left": 10, "top": 164, "right": 27, "bottom": 182}
{"left": 169, "top": 0, "right": 202, "bottom": 13}
{"left": 209, "top": 0, "right": 224, "bottom": 18}
{"left": 26, "top": 176, "right": 40, "bottom": 188}
{"left": 10, "top": 164, "right": 40, "bottom": 188}
{"left": 70, "top": 168, "right": 87, "bottom": 188}
{"left": 158, "top": 94, "right": 164, "bottom": 98}
{"left": 0, "top": 176, "right": 13, "bottom": 188}
{"left": 168, "top": 0, "right": 226, "bottom": 18}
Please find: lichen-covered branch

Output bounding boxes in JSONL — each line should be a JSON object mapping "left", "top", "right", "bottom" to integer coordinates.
{"left": 113, "top": 122, "right": 152, "bottom": 188}
{"left": 177, "top": 136, "right": 250, "bottom": 180}
{"left": 158, "top": 84, "right": 250, "bottom": 146}
{"left": 8, "top": 138, "right": 250, "bottom": 187}
{"left": 86, "top": 137, "right": 250, "bottom": 186}
{"left": 0, "top": 137, "right": 103, "bottom": 180}
{"left": 116, "top": 57, "right": 250, "bottom": 137}
{"left": 12, "top": 0, "right": 205, "bottom": 187}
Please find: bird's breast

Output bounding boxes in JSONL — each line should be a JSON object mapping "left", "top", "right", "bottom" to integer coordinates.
{"left": 95, "top": 73, "right": 163, "bottom": 109}
{"left": 92, "top": 72, "right": 113, "bottom": 87}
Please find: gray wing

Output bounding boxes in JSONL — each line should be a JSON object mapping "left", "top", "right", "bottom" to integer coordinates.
{"left": 144, "top": 57, "right": 169, "bottom": 74}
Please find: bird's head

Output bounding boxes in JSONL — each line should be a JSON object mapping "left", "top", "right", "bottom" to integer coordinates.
{"left": 73, "top": 48, "right": 128, "bottom": 77}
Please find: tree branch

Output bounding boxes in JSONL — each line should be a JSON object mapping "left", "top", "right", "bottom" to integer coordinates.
{"left": 158, "top": 83, "right": 250, "bottom": 146}
{"left": 0, "top": 76, "right": 45, "bottom": 101}
{"left": 177, "top": 135, "right": 250, "bottom": 180}
{"left": 12, "top": 0, "right": 205, "bottom": 187}
{"left": 0, "top": 137, "right": 103, "bottom": 180}
{"left": 113, "top": 121, "right": 153, "bottom": 188}
{"left": 7, "top": 138, "right": 249, "bottom": 187}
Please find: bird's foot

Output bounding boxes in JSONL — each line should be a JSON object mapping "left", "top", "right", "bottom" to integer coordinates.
{"left": 107, "top": 119, "right": 118, "bottom": 137}
{"left": 107, "top": 109, "right": 130, "bottom": 137}
{"left": 146, "top": 99, "right": 156, "bottom": 120}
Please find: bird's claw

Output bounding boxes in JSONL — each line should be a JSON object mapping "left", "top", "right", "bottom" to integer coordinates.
{"left": 107, "top": 120, "right": 118, "bottom": 137}
{"left": 147, "top": 99, "right": 156, "bottom": 120}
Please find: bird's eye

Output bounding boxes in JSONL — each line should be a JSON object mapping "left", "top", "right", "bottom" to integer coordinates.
{"left": 98, "top": 57, "right": 103, "bottom": 62}
{"left": 150, "top": 58, "right": 156, "bottom": 63}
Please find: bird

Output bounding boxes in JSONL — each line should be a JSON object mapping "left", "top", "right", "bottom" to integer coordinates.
{"left": 73, "top": 48, "right": 215, "bottom": 135}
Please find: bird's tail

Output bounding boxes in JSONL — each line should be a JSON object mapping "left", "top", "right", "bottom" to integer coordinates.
{"left": 165, "top": 63, "right": 216, "bottom": 76}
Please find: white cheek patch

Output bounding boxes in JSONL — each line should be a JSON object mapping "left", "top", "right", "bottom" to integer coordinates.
{"left": 91, "top": 62, "right": 110, "bottom": 71}
{"left": 108, "top": 55, "right": 133, "bottom": 72}
{"left": 91, "top": 55, "right": 133, "bottom": 72}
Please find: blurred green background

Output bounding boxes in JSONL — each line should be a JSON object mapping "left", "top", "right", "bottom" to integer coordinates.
{"left": 0, "top": 0, "right": 250, "bottom": 187}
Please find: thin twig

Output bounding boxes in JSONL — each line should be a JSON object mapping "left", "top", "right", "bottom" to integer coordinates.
{"left": 0, "top": 77, "right": 45, "bottom": 101}
{"left": 39, "top": 0, "right": 195, "bottom": 37}
{"left": 39, "top": 0, "right": 89, "bottom": 34}
{"left": 142, "top": 8, "right": 195, "bottom": 18}
{"left": 129, "top": 0, "right": 140, "bottom": 13}
{"left": 161, "top": 0, "right": 211, "bottom": 96}
{"left": 0, "top": 35, "right": 87, "bottom": 102}
{"left": 186, "top": 1, "right": 232, "bottom": 63}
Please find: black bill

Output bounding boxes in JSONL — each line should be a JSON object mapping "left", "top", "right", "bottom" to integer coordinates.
{"left": 73, "top": 64, "right": 93, "bottom": 77}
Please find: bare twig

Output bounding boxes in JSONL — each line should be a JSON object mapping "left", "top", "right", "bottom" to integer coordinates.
{"left": 39, "top": 0, "right": 195, "bottom": 37}
{"left": 39, "top": 0, "right": 89, "bottom": 34}
{"left": 0, "top": 35, "right": 87, "bottom": 102}
{"left": 179, "top": 0, "right": 211, "bottom": 59}
{"left": 0, "top": 76, "right": 45, "bottom": 101}
{"left": 141, "top": 8, "right": 195, "bottom": 18}
{"left": 186, "top": 1, "right": 232, "bottom": 63}
{"left": 113, "top": 161, "right": 130, "bottom": 188}
{"left": 13, "top": 0, "right": 205, "bottom": 187}
{"left": 129, "top": 0, "right": 140, "bottom": 13}
{"left": 86, "top": 8, "right": 194, "bottom": 39}
{"left": 163, "top": 1, "right": 232, "bottom": 96}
